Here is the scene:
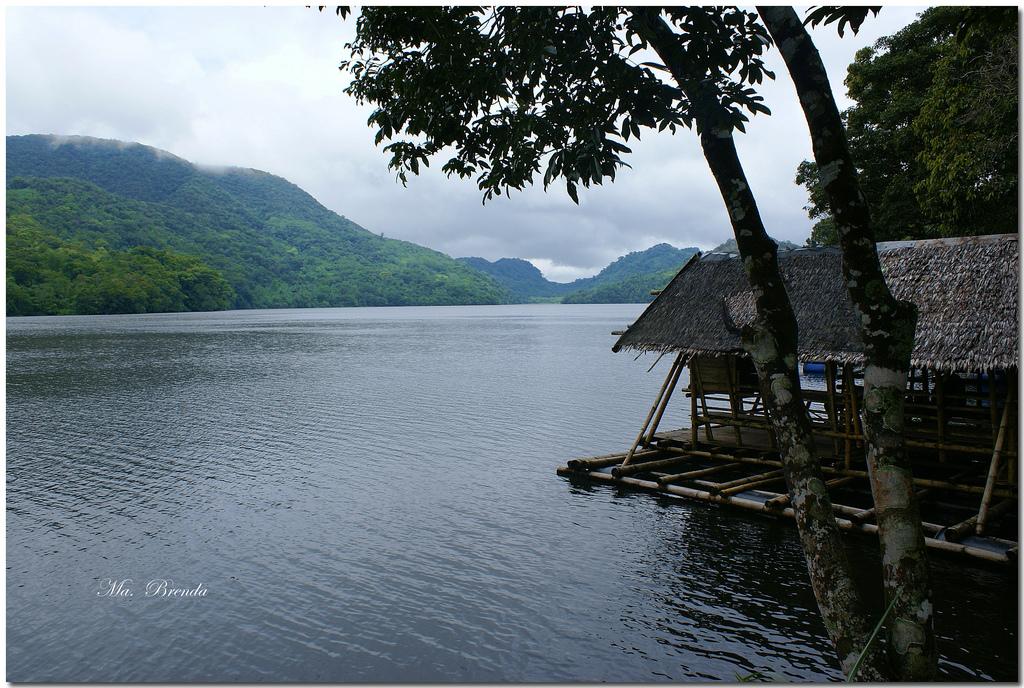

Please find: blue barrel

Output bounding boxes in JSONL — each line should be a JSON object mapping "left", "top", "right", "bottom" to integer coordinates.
{"left": 802, "top": 361, "right": 826, "bottom": 375}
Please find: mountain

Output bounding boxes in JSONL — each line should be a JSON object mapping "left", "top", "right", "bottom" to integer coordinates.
{"left": 6, "top": 135, "right": 509, "bottom": 315}
{"left": 710, "top": 237, "right": 801, "bottom": 254}
{"left": 456, "top": 256, "right": 574, "bottom": 300}
{"left": 460, "top": 243, "right": 699, "bottom": 304}
{"left": 583, "top": 243, "right": 697, "bottom": 284}
{"left": 561, "top": 268, "right": 679, "bottom": 304}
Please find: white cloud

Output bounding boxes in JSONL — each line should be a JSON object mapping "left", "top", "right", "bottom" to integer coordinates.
{"left": 5, "top": 6, "right": 924, "bottom": 275}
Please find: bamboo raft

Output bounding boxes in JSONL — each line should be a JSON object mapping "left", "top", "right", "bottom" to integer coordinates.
{"left": 557, "top": 353, "right": 1019, "bottom": 564}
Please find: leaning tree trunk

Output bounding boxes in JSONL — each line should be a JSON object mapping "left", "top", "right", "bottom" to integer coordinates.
{"left": 758, "top": 6, "right": 935, "bottom": 681}
{"left": 633, "top": 8, "right": 888, "bottom": 680}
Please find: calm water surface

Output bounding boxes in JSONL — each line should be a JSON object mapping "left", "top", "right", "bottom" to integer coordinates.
{"left": 6, "top": 305, "right": 1017, "bottom": 681}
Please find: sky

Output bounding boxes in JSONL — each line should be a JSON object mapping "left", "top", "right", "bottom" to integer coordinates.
{"left": 5, "top": 5, "right": 926, "bottom": 282}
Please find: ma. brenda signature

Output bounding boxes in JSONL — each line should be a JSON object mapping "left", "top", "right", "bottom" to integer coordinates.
{"left": 96, "top": 578, "right": 208, "bottom": 598}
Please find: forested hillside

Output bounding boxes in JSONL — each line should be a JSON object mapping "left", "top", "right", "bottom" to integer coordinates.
{"left": 561, "top": 269, "right": 679, "bottom": 304}
{"left": 462, "top": 243, "right": 699, "bottom": 304}
{"left": 6, "top": 135, "right": 509, "bottom": 315}
{"left": 456, "top": 256, "right": 575, "bottom": 300}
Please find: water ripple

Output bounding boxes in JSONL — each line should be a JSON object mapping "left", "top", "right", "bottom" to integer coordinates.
{"left": 6, "top": 305, "right": 1017, "bottom": 681}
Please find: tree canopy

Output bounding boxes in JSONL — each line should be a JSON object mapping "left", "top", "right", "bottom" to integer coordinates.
{"left": 341, "top": 7, "right": 774, "bottom": 204}
{"left": 799, "top": 6, "right": 1018, "bottom": 246}
{"left": 6, "top": 135, "right": 511, "bottom": 315}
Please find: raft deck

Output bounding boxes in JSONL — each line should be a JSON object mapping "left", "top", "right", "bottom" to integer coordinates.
{"left": 557, "top": 426, "right": 1018, "bottom": 564}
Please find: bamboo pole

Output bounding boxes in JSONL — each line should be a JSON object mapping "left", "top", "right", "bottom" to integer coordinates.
{"left": 842, "top": 364, "right": 853, "bottom": 469}
{"left": 645, "top": 354, "right": 686, "bottom": 445}
{"left": 847, "top": 364, "right": 863, "bottom": 444}
{"left": 693, "top": 359, "right": 715, "bottom": 442}
{"left": 690, "top": 413, "right": 1012, "bottom": 456}
{"left": 947, "top": 499, "right": 1015, "bottom": 542}
{"left": 1009, "top": 414, "right": 1017, "bottom": 485}
{"left": 824, "top": 361, "right": 840, "bottom": 461}
{"left": 622, "top": 353, "right": 683, "bottom": 467}
{"left": 728, "top": 357, "right": 743, "bottom": 447}
{"left": 555, "top": 468, "right": 1010, "bottom": 563}
{"left": 764, "top": 476, "right": 858, "bottom": 510}
{"left": 851, "top": 489, "right": 930, "bottom": 524}
{"left": 689, "top": 359, "right": 699, "bottom": 447}
{"left": 718, "top": 472, "right": 787, "bottom": 496}
{"left": 657, "top": 445, "right": 1015, "bottom": 498}
{"left": 700, "top": 468, "right": 784, "bottom": 492}
{"left": 989, "top": 371, "right": 998, "bottom": 441}
{"left": 566, "top": 449, "right": 663, "bottom": 471}
{"left": 612, "top": 454, "right": 693, "bottom": 478}
{"left": 977, "top": 385, "right": 1014, "bottom": 535}
{"left": 657, "top": 462, "right": 742, "bottom": 485}
{"left": 936, "top": 371, "right": 947, "bottom": 464}
{"left": 851, "top": 461, "right": 982, "bottom": 523}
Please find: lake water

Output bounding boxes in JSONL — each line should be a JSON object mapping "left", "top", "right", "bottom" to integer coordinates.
{"left": 6, "top": 305, "right": 1016, "bottom": 681}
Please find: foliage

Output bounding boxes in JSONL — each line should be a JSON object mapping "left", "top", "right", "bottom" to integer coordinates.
{"left": 797, "top": 7, "right": 1018, "bottom": 246}
{"left": 461, "top": 243, "right": 698, "bottom": 303}
{"left": 914, "top": 8, "right": 1018, "bottom": 235}
{"left": 561, "top": 268, "right": 676, "bottom": 304}
{"left": 587, "top": 243, "right": 696, "bottom": 283}
{"left": 340, "top": 7, "right": 774, "bottom": 205}
{"left": 7, "top": 214, "right": 234, "bottom": 315}
{"left": 802, "top": 6, "right": 880, "bottom": 37}
{"left": 6, "top": 135, "right": 511, "bottom": 315}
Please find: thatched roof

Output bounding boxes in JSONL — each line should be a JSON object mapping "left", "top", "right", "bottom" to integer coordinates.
{"left": 613, "top": 234, "right": 1019, "bottom": 373}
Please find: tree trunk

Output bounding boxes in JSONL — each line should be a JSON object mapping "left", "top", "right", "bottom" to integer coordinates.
{"left": 758, "top": 7, "right": 935, "bottom": 681}
{"left": 633, "top": 8, "right": 888, "bottom": 680}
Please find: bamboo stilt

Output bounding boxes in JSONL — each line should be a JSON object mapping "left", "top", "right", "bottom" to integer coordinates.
{"left": 645, "top": 355, "right": 686, "bottom": 445}
{"left": 847, "top": 364, "right": 863, "bottom": 445}
{"left": 824, "top": 361, "right": 840, "bottom": 462}
{"left": 728, "top": 357, "right": 743, "bottom": 447}
{"left": 622, "top": 353, "right": 683, "bottom": 467}
{"left": 977, "top": 386, "right": 1014, "bottom": 535}
{"left": 689, "top": 364, "right": 699, "bottom": 448}
{"left": 842, "top": 365, "right": 853, "bottom": 469}
{"left": 693, "top": 361, "right": 715, "bottom": 443}
{"left": 989, "top": 371, "right": 998, "bottom": 441}
{"left": 936, "top": 372, "right": 947, "bottom": 464}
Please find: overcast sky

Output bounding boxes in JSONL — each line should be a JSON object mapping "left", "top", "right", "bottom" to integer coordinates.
{"left": 6, "top": 5, "right": 925, "bottom": 281}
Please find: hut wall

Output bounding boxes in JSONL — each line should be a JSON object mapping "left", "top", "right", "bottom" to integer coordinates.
{"left": 684, "top": 355, "right": 1018, "bottom": 473}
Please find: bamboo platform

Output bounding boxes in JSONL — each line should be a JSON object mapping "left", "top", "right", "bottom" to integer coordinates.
{"left": 557, "top": 426, "right": 1018, "bottom": 564}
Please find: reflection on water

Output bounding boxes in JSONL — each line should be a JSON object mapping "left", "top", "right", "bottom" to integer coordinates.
{"left": 6, "top": 305, "right": 1017, "bottom": 681}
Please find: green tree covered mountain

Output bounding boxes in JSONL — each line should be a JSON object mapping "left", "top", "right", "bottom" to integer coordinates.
{"left": 708, "top": 237, "right": 800, "bottom": 254}
{"left": 561, "top": 268, "right": 680, "bottom": 304}
{"left": 461, "top": 242, "right": 699, "bottom": 304}
{"left": 456, "top": 256, "right": 575, "bottom": 299}
{"left": 6, "top": 134, "right": 509, "bottom": 315}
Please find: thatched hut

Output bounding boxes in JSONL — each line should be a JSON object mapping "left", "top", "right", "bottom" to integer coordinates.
{"left": 560, "top": 234, "right": 1019, "bottom": 562}
{"left": 613, "top": 234, "right": 1018, "bottom": 371}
